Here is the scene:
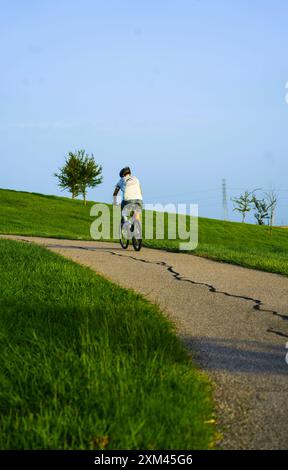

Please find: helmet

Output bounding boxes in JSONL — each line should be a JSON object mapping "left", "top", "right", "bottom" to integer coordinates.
{"left": 119, "top": 166, "right": 131, "bottom": 177}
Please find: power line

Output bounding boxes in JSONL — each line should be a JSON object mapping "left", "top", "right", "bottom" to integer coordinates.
{"left": 228, "top": 187, "right": 288, "bottom": 192}
{"left": 147, "top": 189, "right": 221, "bottom": 198}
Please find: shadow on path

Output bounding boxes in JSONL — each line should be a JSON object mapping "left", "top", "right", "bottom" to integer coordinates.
{"left": 182, "top": 336, "right": 288, "bottom": 375}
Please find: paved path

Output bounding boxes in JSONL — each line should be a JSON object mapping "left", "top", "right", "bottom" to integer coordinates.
{"left": 2, "top": 235, "right": 288, "bottom": 449}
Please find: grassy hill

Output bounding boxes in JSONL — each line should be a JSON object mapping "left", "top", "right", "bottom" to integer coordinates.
{"left": 1, "top": 187, "right": 288, "bottom": 275}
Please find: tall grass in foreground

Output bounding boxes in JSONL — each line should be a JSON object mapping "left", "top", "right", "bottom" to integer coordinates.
{"left": 0, "top": 239, "right": 214, "bottom": 449}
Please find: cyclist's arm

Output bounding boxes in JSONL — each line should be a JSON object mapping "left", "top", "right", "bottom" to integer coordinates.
{"left": 113, "top": 185, "right": 120, "bottom": 205}
{"left": 138, "top": 181, "right": 143, "bottom": 199}
{"left": 113, "top": 185, "right": 120, "bottom": 197}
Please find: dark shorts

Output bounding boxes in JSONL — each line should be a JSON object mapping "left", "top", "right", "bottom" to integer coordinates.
{"left": 121, "top": 199, "right": 143, "bottom": 211}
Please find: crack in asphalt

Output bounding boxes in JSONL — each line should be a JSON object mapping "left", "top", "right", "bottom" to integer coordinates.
{"left": 267, "top": 328, "right": 288, "bottom": 339}
{"left": 42, "top": 242, "right": 288, "bottom": 337}
{"left": 107, "top": 251, "right": 288, "bottom": 337}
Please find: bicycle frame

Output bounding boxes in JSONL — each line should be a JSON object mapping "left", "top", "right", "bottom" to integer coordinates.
{"left": 120, "top": 203, "right": 143, "bottom": 251}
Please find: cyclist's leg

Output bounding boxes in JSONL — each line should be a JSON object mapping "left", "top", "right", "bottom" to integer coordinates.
{"left": 134, "top": 200, "right": 142, "bottom": 221}
{"left": 121, "top": 200, "right": 128, "bottom": 225}
{"left": 129, "top": 200, "right": 142, "bottom": 231}
{"left": 132, "top": 201, "right": 142, "bottom": 240}
{"left": 122, "top": 200, "right": 142, "bottom": 226}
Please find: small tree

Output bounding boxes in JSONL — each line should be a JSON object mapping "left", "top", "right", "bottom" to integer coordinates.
{"left": 265, "top": 190, "right": 277, "bottom": 234}
{"left": 55, "top": 150, "right": 103, "bottom": 204}
{"left": 232, "top": 190, "right": 255, "bottom": 223}
{"left": 252, "top": 196, "right": 270, "bottom": 225}
{"left": 78, "top": 150, "right": 103, "bottom": 205}
{"left": 54, "top": 152, "right": 81, "bottom": 199}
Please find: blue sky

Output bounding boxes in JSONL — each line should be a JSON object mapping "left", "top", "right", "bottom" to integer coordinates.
{"left": 1, "top": 0, "right": 288, "bottom": 223}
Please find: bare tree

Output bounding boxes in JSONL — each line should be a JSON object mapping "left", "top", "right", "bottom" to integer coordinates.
{"left": 265, "top": 190, "right": 277, "bottom": 234}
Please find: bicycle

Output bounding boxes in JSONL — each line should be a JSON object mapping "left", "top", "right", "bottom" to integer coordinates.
{"left": 119, "top": 203, "right": 142, "bottom": 251}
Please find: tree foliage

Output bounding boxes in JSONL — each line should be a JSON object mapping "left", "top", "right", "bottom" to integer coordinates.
{"left": 252, "top": 196, "right": 270, "bottom": 225}
{"left": 233, "top": 188, "right": 278, "bottom": 231}
{"left": 54, "top": 150, "right": 103, "bottom": 204}
{"left": 232, "top": 190, "right": 255, "bottom": 223}
{"left": 54, "top": 152, "right": 81, "bottom": 199}
{"left": 77, "top": 150, "right": 103, "bottom": 205}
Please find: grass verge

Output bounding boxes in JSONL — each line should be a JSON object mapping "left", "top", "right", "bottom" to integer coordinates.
{"left": 1, "top": 188, "right": 287, "bottom": 276}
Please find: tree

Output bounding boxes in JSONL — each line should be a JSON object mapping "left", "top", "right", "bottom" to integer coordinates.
{"left": 54, "top": 150, "right": 103, "bottom": 204}
{"left": 54, "top": 152, "right": 81, "bottom": 199}
{"left": 265, "top": 190, "right": 277, "bottom": 234}
{"left": 77, "top": 150, "right": 103, "bottom": 205}
{"left": 232, "top": 190, "right": 255, "bottom": 223}
{"left": 252, "top": 196, "right": 270, "bottom": 225}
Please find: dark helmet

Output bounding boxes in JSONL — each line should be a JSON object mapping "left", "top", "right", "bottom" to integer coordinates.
{"left": 119, "top": 166, "right": 131, "bottom": 177}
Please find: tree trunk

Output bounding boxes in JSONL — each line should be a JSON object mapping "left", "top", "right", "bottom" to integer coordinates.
{"left": 269, "top": 215, "right": 273, "bottom": 235}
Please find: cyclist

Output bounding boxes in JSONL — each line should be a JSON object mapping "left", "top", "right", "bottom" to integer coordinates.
{"left": 113, "top": 167, "right": 143, "bottom": 224}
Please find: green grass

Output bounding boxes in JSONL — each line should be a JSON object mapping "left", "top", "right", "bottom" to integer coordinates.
{"left": 0, "top": 239, "right": 215, "bottom": 449}
{"left": 1, "top": 187, "right": 288, "bottom": 275}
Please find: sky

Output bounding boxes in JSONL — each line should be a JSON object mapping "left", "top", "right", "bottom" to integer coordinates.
{"left": 1, "top": 0, "right": 288, "bottom": 224}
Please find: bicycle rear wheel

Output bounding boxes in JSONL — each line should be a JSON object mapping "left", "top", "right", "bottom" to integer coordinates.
{"left": 132, "top": 220, "right": 142, "bottom": 251}
{"left": 119, "top": 222, "right": 129, "bottom": 249}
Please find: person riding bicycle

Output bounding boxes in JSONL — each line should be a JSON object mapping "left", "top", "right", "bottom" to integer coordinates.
{"left": 113, "top": 167, "right": 143, "bottom": 224}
